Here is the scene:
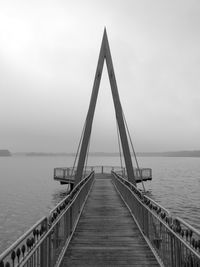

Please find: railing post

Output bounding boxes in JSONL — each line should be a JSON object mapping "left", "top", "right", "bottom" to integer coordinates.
{"left": 64, "top": 209, "right": 68, "bottom": 238}
{"left": 169, "top": 233, "right": 174, "bottom": 267}
{"left": 40, "top": 218, "right": 48, "bottom": 267}
{"left": 175, "top": 238, "right": 181, "bottom": 267}
{"left": 63, "top": 169, "right": 66, "bottom": 179}
{"left": 101, "top": 166, "right": 103, "bottom": 174}
{"left": 142, "top": 207, "right": 148, "bottom": 236}
{"left": 67, "top": 168, "right": 70, "bottom": 177}
{"left": 47, "top": 233, "right": 52, "bottom": 267}
{"left": 54, "top": 222, "right": 59, "bottom": 249}
{"left": 70, "top": 204, "right": 73, "bottom": 234}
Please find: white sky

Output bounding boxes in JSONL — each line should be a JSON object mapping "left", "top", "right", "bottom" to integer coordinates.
{"left": 0, "top": 0, "right": 200, "bottom": 152}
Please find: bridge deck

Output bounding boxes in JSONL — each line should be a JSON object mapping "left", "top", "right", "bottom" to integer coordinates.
{"left": 61, "top": 174, "right": 160, "bottom": 266}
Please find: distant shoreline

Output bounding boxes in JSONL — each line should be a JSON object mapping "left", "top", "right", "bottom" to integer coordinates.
{"left": 11, "top": 150, "right": 200, "bottom": 158}
{"left": 0, "top": 150, "right": 11, "bottom": 157}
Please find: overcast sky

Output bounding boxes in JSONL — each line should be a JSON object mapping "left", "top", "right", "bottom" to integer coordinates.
{"left": 0, "top": 0, "right": 200, "bottom": 153}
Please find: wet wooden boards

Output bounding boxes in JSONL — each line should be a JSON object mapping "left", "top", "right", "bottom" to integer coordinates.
{"left": 61, "top": 174, "right": 160, "bottom": 266}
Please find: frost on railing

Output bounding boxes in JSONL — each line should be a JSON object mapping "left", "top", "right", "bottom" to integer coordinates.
{"left": 0, "top": 171, "right": 95, "bottom": 267}
{"left": 112, "top": 172, "right": 200, "bottom": 267}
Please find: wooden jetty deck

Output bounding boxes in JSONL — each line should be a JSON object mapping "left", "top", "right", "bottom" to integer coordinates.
{"left": 60, "top": 174, "right": 160, "bottom": 266}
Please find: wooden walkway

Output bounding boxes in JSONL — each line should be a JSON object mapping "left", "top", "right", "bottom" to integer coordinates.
{"left": 61, "top": 174, "right": 160, "bottom": 266}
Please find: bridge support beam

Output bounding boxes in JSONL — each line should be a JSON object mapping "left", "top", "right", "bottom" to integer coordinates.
{"left": 74, "top": 29, "right": 136, "bottom": 186}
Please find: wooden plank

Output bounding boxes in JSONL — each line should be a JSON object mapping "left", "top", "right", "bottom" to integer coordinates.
{"left": 61, "top": 174, "right": 160, "bottom": 266}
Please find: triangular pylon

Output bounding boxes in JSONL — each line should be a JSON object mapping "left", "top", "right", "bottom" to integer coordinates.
{"left": 74, "top": 29, "right": 136, "bottom": 185}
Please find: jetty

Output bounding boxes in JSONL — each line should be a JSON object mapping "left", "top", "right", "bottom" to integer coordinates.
{"left": 0, "top": 29, "right": 200, "bottom": 267}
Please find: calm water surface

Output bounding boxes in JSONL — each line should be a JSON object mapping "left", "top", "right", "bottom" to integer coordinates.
{"left": 0, "top": 156, "right": 199, "bottom": 253}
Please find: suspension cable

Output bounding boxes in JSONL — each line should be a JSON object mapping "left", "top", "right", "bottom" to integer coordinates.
{"left": 122, "top": 110, "right": 146, "bottom": 193}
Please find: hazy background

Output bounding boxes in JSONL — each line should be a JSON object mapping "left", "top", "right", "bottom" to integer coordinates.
{"left": 0, "top": 0, "right": 200, "bottom": 153}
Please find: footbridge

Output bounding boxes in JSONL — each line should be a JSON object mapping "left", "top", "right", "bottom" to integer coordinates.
{"left": 1, "top": 167, "right": 200, "bottom": 266}
{"left": 0, "top": 30, "right": 200, "bottom": 267}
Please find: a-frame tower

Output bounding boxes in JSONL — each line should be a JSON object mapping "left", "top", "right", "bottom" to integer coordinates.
{"left": 74, "top": 29, "right": 136, "bottom": 186}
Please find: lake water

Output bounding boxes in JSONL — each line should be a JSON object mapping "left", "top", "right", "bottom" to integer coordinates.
{"left": 0, "top": 156, "right": 200, "bottom": 253}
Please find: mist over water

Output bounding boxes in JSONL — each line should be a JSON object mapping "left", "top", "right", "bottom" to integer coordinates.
{"left": 0, "top": 155, "right": 200, "bottom": 253}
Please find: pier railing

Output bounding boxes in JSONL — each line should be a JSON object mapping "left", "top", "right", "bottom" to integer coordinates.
{"left": 112, "top": 172, "right": 200, "bottom": 267}
{"left": 0, "top": 217, "right": 48, "bottom": 267}
{"left": 54, "top": 166, "right": 122, "bottom": 180}
{"left": 0, "top": 171, "right": 95, "bottom": 267}
{"left": 2, "top": 168, "right": 199, "bottom": 267}
{"left": 54, "top": 165, "right": 152, "bottom": 182}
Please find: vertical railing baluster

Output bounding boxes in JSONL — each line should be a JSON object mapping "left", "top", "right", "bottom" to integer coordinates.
{"left": 101, "top": 166, "right": 103, "bottom": 174}
{"left": 40, "top": 219, "right": 48, "bottom": 267}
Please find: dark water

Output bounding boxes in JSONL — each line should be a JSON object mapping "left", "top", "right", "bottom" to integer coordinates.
{"left": 0, "top": 156, "right": 199, "bottom": 253}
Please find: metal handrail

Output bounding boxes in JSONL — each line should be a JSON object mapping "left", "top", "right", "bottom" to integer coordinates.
{"left": 21, "top": 172, "right": 95, "bottom": 267}
{"left": 112, "top": 172, "right": 200, "bottom": 267}
{"left": 172, "top": 216, "right": 200, "bottom": 251}
{"left": 50, "top": 172, "right": 93, "bottom": 215}
{"left": 113, "top": 172, "right": 171, "bottom": 217}
{"left": 144, "top": 195, "right": 170, "bottom": 215}
{"left": 176, "top": 217, "right": 200, "bottom": 237}
{"left": 54, "top": 165, "right": 152, "bottom": 182}
{"left": 54, "top": 165, "right": 150, "bottom": 171}
{"left": 0, "top": 216, "right": 47, "bottom": 262}
{"left": 54, "top": 166, "right": 123, "bottom": 173}
{"left": 0, "top": 171, "right": 95, "bottom": 267}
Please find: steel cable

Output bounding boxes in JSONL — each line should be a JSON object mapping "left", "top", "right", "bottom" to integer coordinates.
{"left": 122, "top": 110, "right": 146, "bottom": 193}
